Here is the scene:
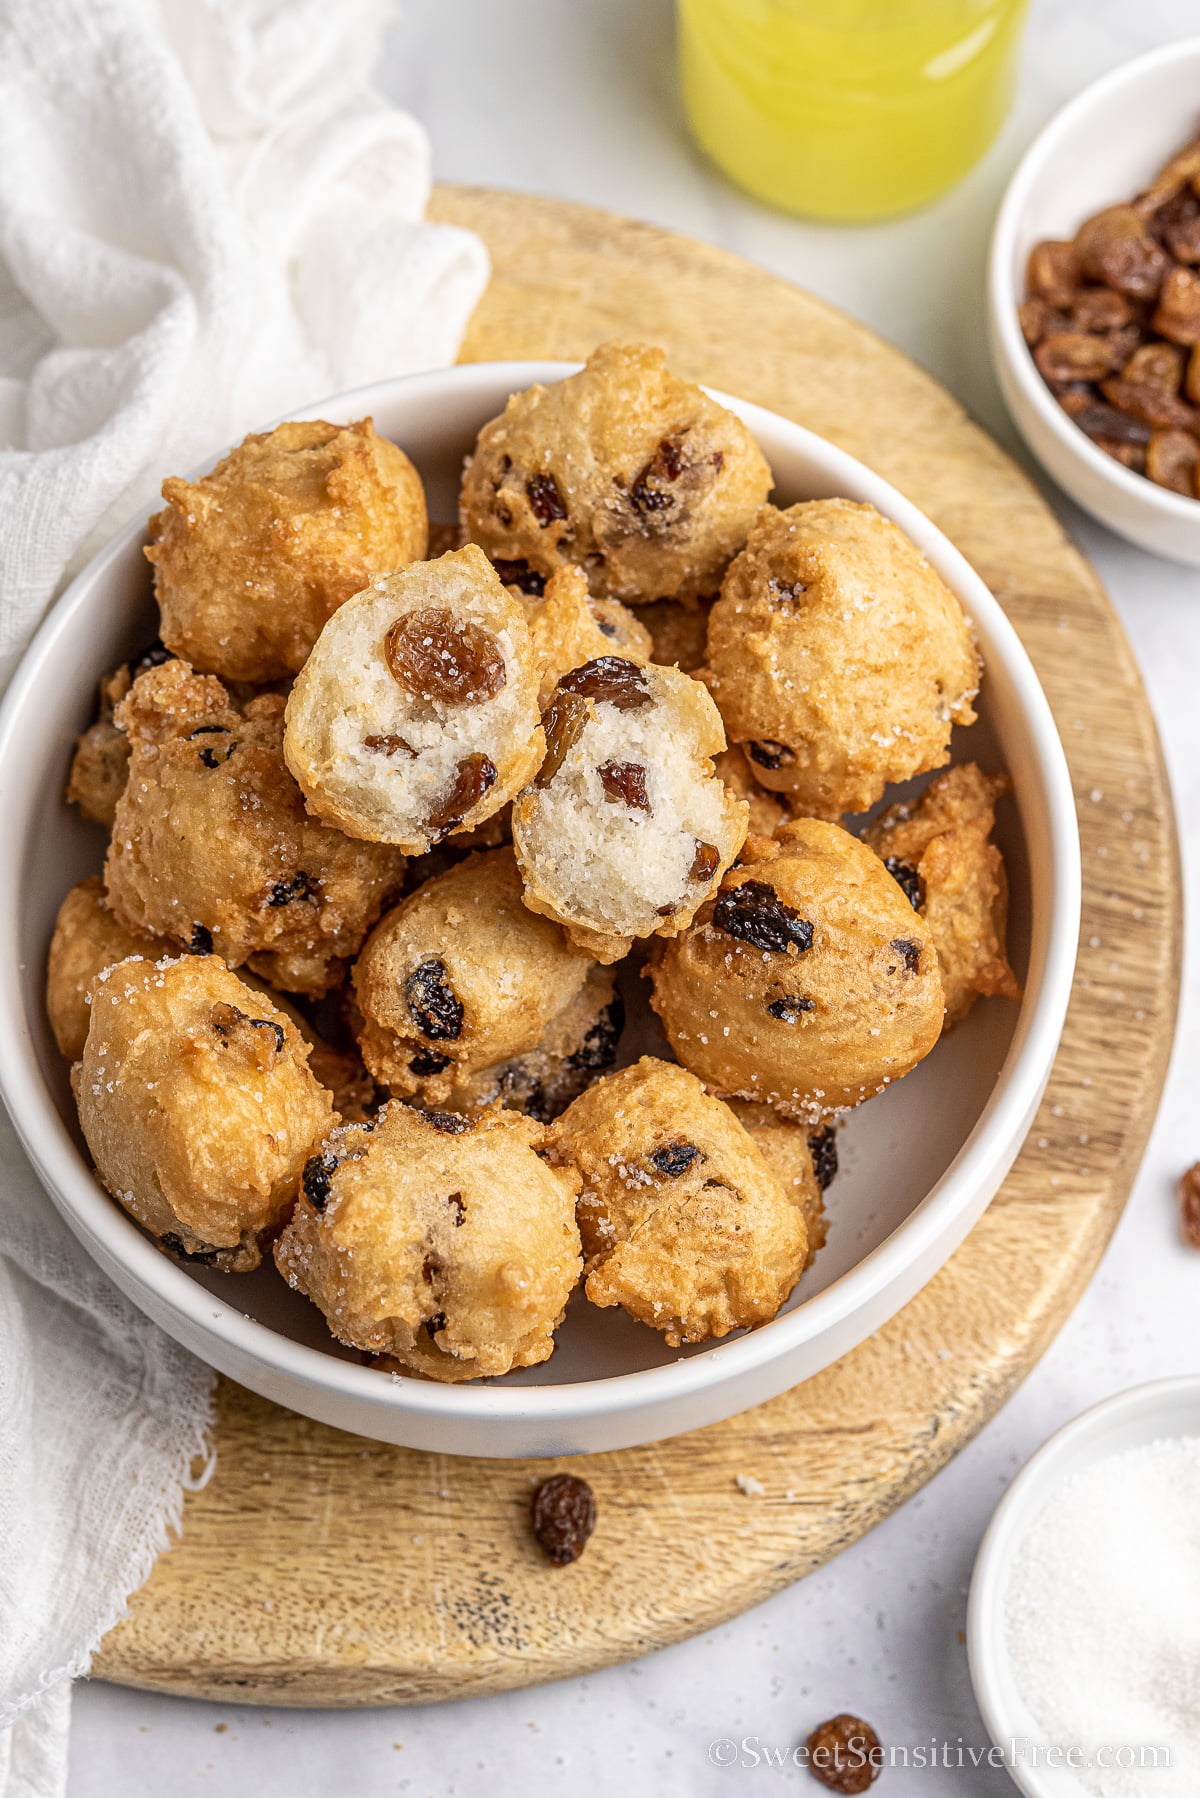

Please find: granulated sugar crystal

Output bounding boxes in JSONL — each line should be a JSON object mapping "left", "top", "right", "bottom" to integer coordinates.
{"left": 1005, "top": 1435, "right": 1200, "bottom": 1796}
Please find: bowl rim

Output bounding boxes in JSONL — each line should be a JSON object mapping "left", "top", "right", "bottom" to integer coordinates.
{"left": 966, "top": 1374, "right": 1200, "bottom": 1796}
{"left": 987, "top": 32, "right": 1200, "bottom": 525}
{"left": 0, "top": 359, "right": 1082, "bottom": 1429}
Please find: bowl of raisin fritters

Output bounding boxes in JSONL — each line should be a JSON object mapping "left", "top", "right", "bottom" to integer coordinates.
{"left": 0, "top": 342, "right": 1079, "bottom": 1456}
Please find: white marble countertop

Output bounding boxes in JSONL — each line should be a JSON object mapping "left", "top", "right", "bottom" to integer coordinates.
{"left": 68, "top": 1, "right": 1200, "bottom": 1791}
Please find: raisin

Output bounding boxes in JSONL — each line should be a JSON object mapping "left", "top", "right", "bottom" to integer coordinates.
{"left": 267, "top": 870, "right": 317, "bottom": 907}
{"left": 428, "top": 753, "right": 497, "bottom": 833}
{"left": 808, "top": 1125, "right": 838, "bottom": 1192}
{"left": 363, "top": 733, "right": 415, "bottom": 756}
{"left": 1147, "top": 428, "right": 1199, "bottom": 495}
{"left": 629, "top": 432, "right": 688, "bottom": 514}
{"left": 530, "top": 1473, "right": 597, "bottom": 1566}
{"left": 1026, "top": 239, "right": 1080, "bottom": 308}
{"left": 805, "top": 1713, "right": 882, "bottom": 1793}
{"left": 491, "top": 557, "right": 546, "bottom": 596}
{"left": 557, "top": 657, "right": 651, "bottom": 712}
{"left": 1153, "top": 265, "right": 1200, "bottom": 344}
{"left": 889, "top": 938, "right": 922, "bottom": 973}
{"left": 1018, "top": 297, "right": 1062, "bottom": 345}
{"left": 691, "top": 840, "right": 720, "bottom": 882}
{"left": 766, "top": 577, "right": 808, "bottom": 608}
{"left": 187, "top": 724, "right": 234, "bottom": 768}
{"left": 882, "top": 856, "right": 924, "bottom": 911}
{"left": 596, "top": 617, "right": 619, "bottom": 639}
{"left": 1099, "top": 375, "right": 1194, "bottom": 429}
{"left": 1034, "top": 332, "right": 1117, "bottom": 384}
{"left": 128, "top": 638, "right": 175, "bottom": 680}
{"left": 522, "top": 1081, "right": 552, "bottom": 1122}
{"left": 747, "top": 739, "right": 795, "bottom": 770}
{"left": 648, "top": 1141, "right": 704, "bottom": 1178}
{"left": 1075, "top": 205, "right": 1168, "bottom": 299}
{"left": 526, "top": 472, "right": 567, "bottom": 526}
{"left": 186, "top": 923, "right": 213, "bottom": 955}
{"left": 598, "top": 760, "right": 651, "bottom": 812}
{"left": 424, "top": 1310, "right": 447, "bottom": 1336}
{"left": 1069, "top": 286, "right": 1133, "bottom": 333}
{"left": 1162, "top": 195, "right": 1200, "bottom": 263}
{"left": 405, "top": 959, "right": 463, "bottom": 1041}
{"left": 160, "top": 1233, "right": 226, "bottom": 1266}
{"left": 424, "top": 1109, "right": 470, "bottom": 1135}
{"left": 422, "top": 1254, "right": 439, "bottom": 1283}
{"left": 447, "top": 1191, "right": 466, "bottom": 1225}
{"left": 1068, "top": 402, "right": 1152, "bottom": 447}
{"left": 713, "top": 881, "right": 814, "bottom": 955}
{"left": 537, "top": 689, "right": 590, "bottom": 786}
{"left": 302, "top": 1151, "right": 340, "bottom": 1213}
{"left": 385, "top": 609, "right": 506, "bottom": 705}
{"left": 564, "top": 993, "right": 625, "bottom": 1073}
{"left": 409, "top": 1048, "right": 451, "bottom": 1076}
{"left": 1180, "top": 1163, "right": 1200, "bottom": 1248}
{"left": 767, "top": 994, "right": 814, "bottom": 1022}
{"left": 1122, "top": 341, "right": 1185, "bottom": 391}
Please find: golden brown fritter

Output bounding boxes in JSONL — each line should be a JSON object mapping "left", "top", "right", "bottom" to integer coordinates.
{"left": 147, "top": 417, "right": 427, "bottom": 683}
{"left": 714, "top": 744, "right": 790, "bottom": 838}
{"left": 77, "top": 956, "right": 334, "bottom": 1270}
{"left": 547, "top": 1057, "right": 807, "bottom": 1346}
{"left": 647, "top": 819, "right": 945, "bottom": 1121}
{"left": 522, "top": 564, "right": 651, "bottom": 706}
{"left": 863, "top": 763, "right": 1020, "bottom": 1026}
{"left": 727, "top": 1101, "right": 834, "bottom": 1272}
{"left": 46, "top": 876, "right": 159, "bottom": 1060}
{"left": 104, "top": 659, "right": 404, "bottom": 995}
{"left": 352, "top": 847, "right": 592, "bottom": 1103}
{"left": 637, "top": 596, "right": 713, "bottom": 673}
{"left": 460, "top": 341, "right": 772, "bottom": 605}
{"left": 701, "top": 499, "right": 980, "bottom": 818}
{"left": 276, "top": 1103, "right": 582, "bottom": 1381}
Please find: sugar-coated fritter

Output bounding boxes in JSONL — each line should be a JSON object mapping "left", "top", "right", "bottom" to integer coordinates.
{"left": 46, "top": 876, "right": 159, "bottom": 1060}
{"left": 77, "top": 956, "right": 334, "bottom": 1270}
{"left": 276, "top": 1102, "right": 582, "bottom": 1381}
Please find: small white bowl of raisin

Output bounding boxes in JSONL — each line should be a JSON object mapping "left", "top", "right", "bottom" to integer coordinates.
{"left": 989, "top": 35, "right": 1200, "bottom": 564}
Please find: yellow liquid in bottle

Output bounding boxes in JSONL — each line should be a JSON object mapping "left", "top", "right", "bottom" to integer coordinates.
{"left": 678, "top": 0, "right": 1030, "bottom": 221}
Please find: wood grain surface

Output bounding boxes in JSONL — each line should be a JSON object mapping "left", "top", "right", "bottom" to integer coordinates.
{"left": 93, "top": 188, "right": 1180, "bottom": 1707}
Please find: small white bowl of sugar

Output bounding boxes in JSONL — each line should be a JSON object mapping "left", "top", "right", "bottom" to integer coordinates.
{"left": 968, "top": 1377, "right": 1200, "bottom": 1797}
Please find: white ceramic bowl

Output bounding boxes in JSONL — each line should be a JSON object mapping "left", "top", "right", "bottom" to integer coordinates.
{"left": 968, "top": 1377, "right": 1200, "bottom": 1795}
{"left": 989, "top": 36, "right": 1200, "bottom": 565}
{"left": 0, "top": 362, "right": 1080, "bottom": 1458}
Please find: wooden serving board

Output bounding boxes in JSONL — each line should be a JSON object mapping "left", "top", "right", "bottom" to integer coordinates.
{"left": 93, "top": 189, "right": 1180, "bottom": 1706}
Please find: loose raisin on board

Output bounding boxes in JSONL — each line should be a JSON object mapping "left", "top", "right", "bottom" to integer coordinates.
{"left": 302, "top": 1151, "right": 340, "bottom": 1213}
{"left": 746, "top": 739, "right": 795, "bottom": 771}
{"left": 428, "top": 753, "right": 497, "bottom": 834}
{"left": 1179, "top": 1163, "right": 1200, "bottom": 1248}
{"left": 691, "top": 840, "right": 720, "bottom": 882}
{"left": 883, "top": 856, "right": 924, "bottom": 912}
{"left": 712, "top": 881, "right": 814, "bottom": 955}
{"left": 1147, "top": 428, "right": 1199, "bottom": 495}
{"left": 648, "top": 1141, "right": 704, "bottom": 1178}
{"left": 808, "top": 1125, "right": 838, "bottom": 1192}
{"left": 385, "top": 609, "right": 506, "bottom": 705}
{"left": 526, "top": 472, "right": 568, "bottom": 526}
{"left": 1075, "top": 206, "right": 1168, "bottom": 299}
{"left": 805, "top": 1714, "right": 882, "bottom": 1793}
{"left": 405, "top": 958, "right": 464, "bottom": 1041}
{"left": 537, "top": 689, "right": 590, "bottom": 786}
{"left": 530, "top": 1473, "right": 597, "bottom": 1566}
{"left": 557, "top": 657, "right": 651, "bottom": 712}
{"left": 598, "top": 760, "right": 651, "bottom": 812}
{"left": 491, "top": 557, "right": 546, "bottom": 596}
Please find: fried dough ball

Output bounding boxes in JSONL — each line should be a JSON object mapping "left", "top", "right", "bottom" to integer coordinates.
{"left": 701, "top": 499, "right": 980, "bottom": 818}
{"left": 727, "top": 1102, "right": 835, "bottom": 1271}
{"left": 275, "top": 1103, "right": 582, "bottom": 1381}
{"left": 46, "top": 877, "right": 160, "bottom": 1060}
{"left": 547, "top": 1057, "right": 807, "bottom": 1346}
{"left": 146, "top": 418, "right": 428, "bottom": 684}
{"left": 64, "top": 644, "right": 176, "bottom": 826}
{"left": 863, "top": 763, "right": 1020, "bottom": 1026}
{"left": 647, "top": 819, "right": 945, "bottom": 1121}
{"left": 430, "top": 966, "right": 623, "bottom": 1122}
{"left": 353, "top": 846, "right": 592, "bottom": 1104}
{"left": 77, "top": 956, "right": 334, "bottom": 1271}
{"left": 714, "top": 744, "right": 789, "bottom": 838}
{"left": 522, "top": 564, "right": 651, "bottom": 706}
{"left": 104, "top": 660, "right": 404, "bottom": 995}
{"left": 512, "top": 656, "right": 748, "bottom": 963}
{"left": 460, "top": 341, "right": 772, "bottom": 605}
{"left": 638, "top": 596, "right": 712, "bottom": 673}
{"left": 283, "top": 546, "right": 543, "bottom": 852}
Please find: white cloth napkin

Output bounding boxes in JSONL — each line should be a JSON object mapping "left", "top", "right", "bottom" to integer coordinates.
{"left": 0, "top": 1, "right": 489, "bottom": 1791}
